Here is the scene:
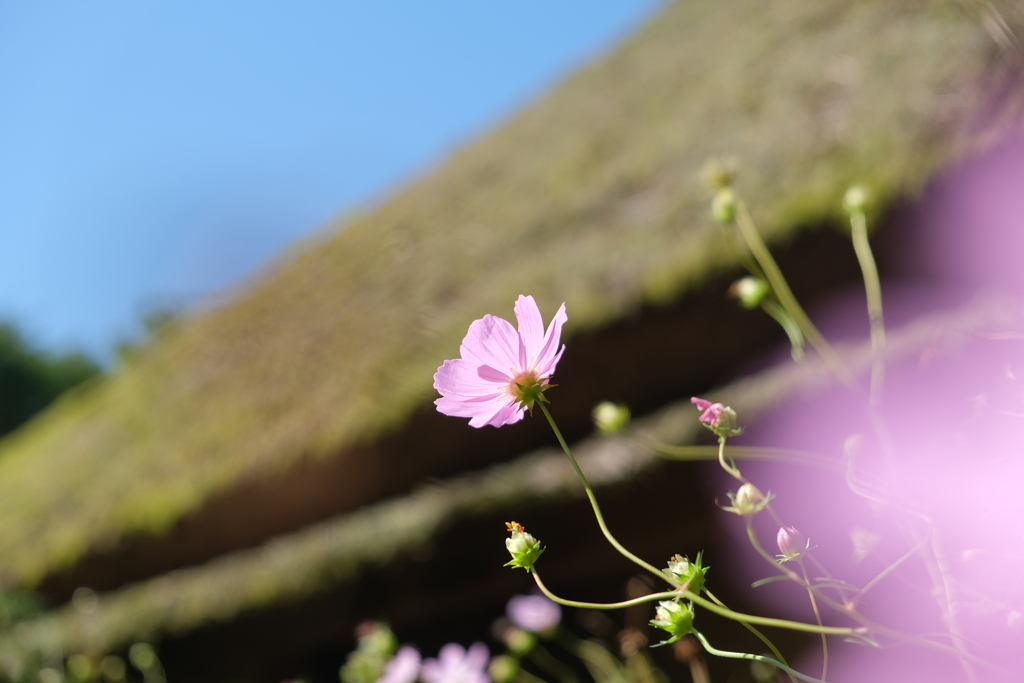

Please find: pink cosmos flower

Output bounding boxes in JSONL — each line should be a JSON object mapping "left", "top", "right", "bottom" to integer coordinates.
{"left": 420, "top": 642, "right": 490, "bottom": 683}
{"left": 434, "top": 295, "right": 567, "bottom": 428}
{"left": 691, "top": 397, "right": 726, "bottom": 425}
{"left": 506, "top": 594, "right": 561, "bottom": 634}
{"left": 376, "top": 646, "right": 421, "bottom": 683}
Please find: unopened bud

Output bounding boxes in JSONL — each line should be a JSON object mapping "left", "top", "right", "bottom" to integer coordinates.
{"left": 777, "top": 526, "right": 809, "bottom": 561}
{"left": 592, "top": 402, "right": 630, "bottom": 435}
{"left": 729, "top": 277, "right": 769, "bottom": 309}
{"left": 691, "top": 397, "right": 743, "bottom": 438}
{"left": 650, "top": 600, "right": 695, "bottom": 645}
{"left": 724, "top": 483, "right": 772, "bottom": 516}
{"left": 503, "top": 627, "right": 536, "bottom": 655}
{"left": 489, "top": 655, "right": 519, "bottom": 683}
{"left": 504, "top": 522, "right": 544, "bottom": 573}
{"left": 711, "top": 188, "right": 737, "bottom": 223}
{"left": 843, "top": 185, "right": 870, "bottom": 214}
{"left": 663, "top": 551, "right": 709, "bottom": 594}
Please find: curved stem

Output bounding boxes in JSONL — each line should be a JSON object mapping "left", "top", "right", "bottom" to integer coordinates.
{"left": 533, "top": 571, "right": 862, "bottom": 637}
{"left": 718, "top": 436, "right": 744, "bottom": 481}
{"left": 693, "top": 630, "right": 828, "bottom": 683}
{"left": 849, "top": 208, "right": 886, "bottom": 408}
{"left": 538, "top": 402, "right": 668, "bottom": 584}
{"left": 531, "top": 571, "right": 677, "bottom": 610}
{"left": 704, "top": 589, "right": 798, "bottom": 683}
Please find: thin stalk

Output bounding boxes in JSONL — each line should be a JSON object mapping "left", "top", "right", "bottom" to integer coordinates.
{"left": 798, "top": 559, "right": 828, "bottom": 681}
{"left": 718, "top": 436, "right": 743, "bottom": 481}
{"left": 692, "top": 631, "right": 828, "bottom": 683}
{"left": 733, "top": 202, "right": 858, "bottom": 390}
{"left": 538, "top": 402, "right": 667, "bottom": 584}
{"left": 531, "top": 571, "right": 676, "bottom": 610}
{"left": 650, "top": 444, "right": 840, "bottom": 472}
{"left": 762, "top": 299, "right": 806, "bottom": 360}
{"left": 849, "top": 208, "right": 886, "bottom": 408}
{"left": 532, "top": 571, "right": 863, "bottom": 637}
{"left": 704, "top": 589, "right": 798, "bottom": 683}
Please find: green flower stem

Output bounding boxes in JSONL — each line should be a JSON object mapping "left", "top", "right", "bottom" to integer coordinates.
{"left": 692, "top": 630, "right": 828, "bottom": 683}
{"left": 849, "top": 208, "right": 886, "bottom": 408}
{"left": 537, "top": 402, "right": 668, "bottom": 584}
{"left": 718, "top": 436, "right": 743, "bottom": 481}
{"left": 650, "top": 444, "right": 840, "bottom": 472}
{"left": 734, "top": 202, "right": 858, "bottom": 391}
{"left": 761, "top": 299, "right": 806, "bottom": 360}
{"left": 704, "top": 588, "right": 798, "bottom": 683}
{"left": 532, "top": 571, "right": 863, "bottom": 637}
{"left": 798, "top": 559, "right": 828, "bottom": 681}
{"left": 531, "top": 570, "right": 678, "bottom": 610}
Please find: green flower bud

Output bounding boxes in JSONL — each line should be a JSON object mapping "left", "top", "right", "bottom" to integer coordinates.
{"left": 711, "top": 188, "right": 737, "bottom": 223}
{"left": 843, "top": 185, "right": 870, "bottom": 214}
{"left": 488, "top": 655, "right": 519, "bottom": 683}
{"left": 729, "top": 277, "right": 769, "bottom": 309}
{"left": 504, "top": 522, "right": 544, "bottom": 572}
{"left": 662, "top": 551, "right": 709, "bottom": 594}
{"left": 592, "top": 402, "right": 630, "bottom": 435}
{"left": 723, "top": 483, "right": 773, "bottom": 516}
{"left": 649, "top": 600, "right": 695, "bottom": 645}
{"left": 503, "top": 627, "right": 536, "bottom": 656}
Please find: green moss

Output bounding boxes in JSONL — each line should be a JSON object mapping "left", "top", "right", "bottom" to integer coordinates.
{"left": 0, "top": 0, "right": 1017, "bottom": 587}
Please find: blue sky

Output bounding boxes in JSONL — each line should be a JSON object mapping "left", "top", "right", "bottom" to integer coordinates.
{"left": 0, "top": 1, "right": 664, "bottom": 361}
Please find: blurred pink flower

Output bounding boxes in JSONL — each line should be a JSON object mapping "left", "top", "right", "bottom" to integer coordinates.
{"left": 376, "top": 646, "right": 421, "bottom": 683}
{"left": 420, "top": 642, "right": 490, "bottom": 683}
{"left": 691, "top": 397, "right": 725, "bottom": 425}
{"left": 506, "top": 594, "right": 561, "bottom": 633}
{"left": 434, "top": 295, "right": 567, "bottom": 428}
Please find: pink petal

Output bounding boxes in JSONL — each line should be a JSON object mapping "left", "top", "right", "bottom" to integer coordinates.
{"left": 468, "top": 398, "right": 524, "bottom": 428}
{"left": 461, "top": 314, "right": 522, "bottom": 374}
{"left": 514, "top": 295, "right": 544, "bottom": 369}
{"left": 691, "top": 397, "right": 713, "bottom": 410}
{"left": 465, "top": 642, "right": 490, "bottom": 669}
{"left": 433, "top": 359, "right": 508, "bottom": 399}
{"left": 535, "top": 302, "right": 567, "bottom": 376}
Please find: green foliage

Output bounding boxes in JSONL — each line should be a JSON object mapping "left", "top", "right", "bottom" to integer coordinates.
{"left": 0, "top": 323, "right": 100, "bottom": 438}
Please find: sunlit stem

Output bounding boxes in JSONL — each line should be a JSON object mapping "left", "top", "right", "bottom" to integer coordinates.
{"left": 798, "top": 559, "right": 828, "bottom": 681}
{"left": 761, "top": 299, "right": 806, "bottom": 360}
{"left": 704, "top": 588, "right": 798, "bottom": 683}
{"left": 733, "top": 202, "right": 858, "bottom": 390}
{"left": 849, "top": 208, "right": 886, "bottom": 408}
{"left": 531, "top": 571, "right": 677, "bottom": 610}
{"left": 692, "top": 631, "right": 828, "bottom": 683}
{"left": 718, "top": 436, "right": 744, "bottom": 481}
{"left": 537, "top": 402, "right": 668, "bottom": 584}
{"left": 532, "top": 571, "right": 864, "bottom": 637}
{"left": 650, "top": 443, "right": 839, "bottom": 471}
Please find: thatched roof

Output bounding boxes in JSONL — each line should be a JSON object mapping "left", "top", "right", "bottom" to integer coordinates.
{"left": 0, "top": 0, "right": 1020, "bottom": 623}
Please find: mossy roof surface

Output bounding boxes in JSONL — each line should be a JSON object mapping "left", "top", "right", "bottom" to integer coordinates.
{"left": 0, "top": 0, "right": 1018, "bottom": 586}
